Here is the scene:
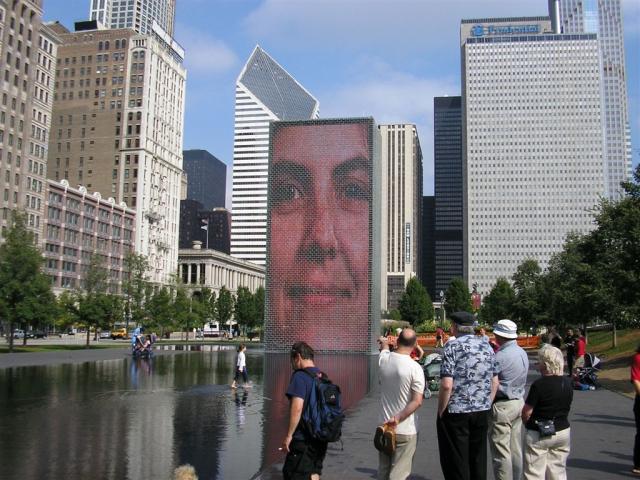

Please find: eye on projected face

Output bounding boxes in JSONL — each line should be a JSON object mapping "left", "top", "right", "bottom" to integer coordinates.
{"left": 267, "top": 121, "right": 371, "bottom": 352}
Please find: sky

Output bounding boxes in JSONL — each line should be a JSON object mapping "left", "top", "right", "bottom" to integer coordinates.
{"left": 45, "top": 0, "right": 640, "bottom": 206}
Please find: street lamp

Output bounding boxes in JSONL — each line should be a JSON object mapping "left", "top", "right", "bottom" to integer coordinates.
{"left": 439, "top": 290, "right": 446, "bottom": 327}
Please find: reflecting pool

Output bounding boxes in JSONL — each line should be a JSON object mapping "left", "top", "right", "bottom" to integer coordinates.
{"left": 0, "top": 348, "right": 376, "bottom": 480}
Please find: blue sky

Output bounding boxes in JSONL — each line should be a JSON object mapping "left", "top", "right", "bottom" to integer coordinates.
{"left": 45, "top": 0, "right": 639, "bottom": 204}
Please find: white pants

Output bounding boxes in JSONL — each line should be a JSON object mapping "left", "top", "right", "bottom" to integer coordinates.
{"left": 489, "top": 398, "right": 525, "bottom": 480}
{"left": 523, "top": 427, "right": 570, "bottom": 480}
{"left": 378, "top": 433, "right": 417, "bottom": 480}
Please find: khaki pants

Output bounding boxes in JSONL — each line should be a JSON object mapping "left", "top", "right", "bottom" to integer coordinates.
{"left": 523, "top": 428, "right": 570, "bottom": 480}
{"left": 489, "top": 398, "right": 524, "bottom": 480}
{"left": 378, "top": 433, "right": 417, "bottom": 480}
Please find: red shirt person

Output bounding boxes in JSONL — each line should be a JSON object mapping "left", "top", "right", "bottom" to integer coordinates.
{"left": 573, "top": 330, "right": 587, "bottom": 373}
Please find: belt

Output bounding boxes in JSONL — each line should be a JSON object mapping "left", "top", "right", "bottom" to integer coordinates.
{"left": 494, "top": 396, "right": 519, "bottom": 403}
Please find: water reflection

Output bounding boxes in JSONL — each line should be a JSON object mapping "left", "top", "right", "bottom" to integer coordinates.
{"left": 0, "top": 349, "right": 375, "bottom": 480}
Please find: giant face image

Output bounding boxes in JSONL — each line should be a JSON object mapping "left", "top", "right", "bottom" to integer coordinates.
{"left": 266, "top": 119, "right": 372, "bottom": 352}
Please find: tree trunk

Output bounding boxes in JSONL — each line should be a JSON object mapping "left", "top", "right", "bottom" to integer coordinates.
{"left": 612, "top": 319, "right": 617, "bottom": 348}
{"left": 8, "top": 321, "right": 14, "bottom": 353}
{"left": 86, "top": 328, "right": 90, "bottom": 347}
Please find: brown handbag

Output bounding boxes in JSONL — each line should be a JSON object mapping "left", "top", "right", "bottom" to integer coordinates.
{"left": 374, "top": 423, "right": 396, "bottom": 455}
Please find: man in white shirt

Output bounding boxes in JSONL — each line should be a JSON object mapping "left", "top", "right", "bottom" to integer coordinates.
{"left": 378, "top": 329, "right": 426, "bottom": 480}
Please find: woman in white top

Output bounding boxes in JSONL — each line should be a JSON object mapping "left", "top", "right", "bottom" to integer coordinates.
{"left": 231, "top": 343, "right": 248, "bottom": 388}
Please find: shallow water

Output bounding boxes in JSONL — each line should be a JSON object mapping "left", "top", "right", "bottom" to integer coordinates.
{"left": 0, "top": 348, "right": 375, "bottom": 480}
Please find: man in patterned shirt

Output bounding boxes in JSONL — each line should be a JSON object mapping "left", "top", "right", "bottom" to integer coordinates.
{"left": 436, "top": 311, "right": 499, "bottom": 480}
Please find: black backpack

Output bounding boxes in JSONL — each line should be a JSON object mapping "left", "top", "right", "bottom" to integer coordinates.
{"left": 298, "top": 368, "right": 344, "bottom": 443}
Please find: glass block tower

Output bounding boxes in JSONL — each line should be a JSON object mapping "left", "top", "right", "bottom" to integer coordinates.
{"left": 557, "top": 0, "right": 632, "bottom": 199}
{"left": 461, "top": 17, "right": 606, "bottom": 294}
{"left": 230, "top": 45, "right": 319, "bottom": 265}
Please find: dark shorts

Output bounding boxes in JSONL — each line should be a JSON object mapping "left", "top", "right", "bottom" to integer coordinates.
{"left": 283, "top": 439, "right": 328, "bottom": 480}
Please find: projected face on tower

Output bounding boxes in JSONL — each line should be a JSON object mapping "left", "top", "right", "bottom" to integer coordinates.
{"left": 266, "top": 119, "right": 373, "bottom": 352}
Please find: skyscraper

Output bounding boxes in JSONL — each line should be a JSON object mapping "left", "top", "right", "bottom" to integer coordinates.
{"left": 379, "top": 124, "right": 423, "bottom": 310}
{"left": 433, "top": 96, "right": 463, "bottom": 296}
{"left": 421, "top": 195, "right": 436, "bottom": 299}
{"left": 557, "top": 0, "right": 632, "bottom": 199}
{"left": 89, "top": 0, "right": 176, "bottom": 36}
{"left": 462, "top": 16, "right": 605, "bottom": 294}
{"left": 47, "top": 22, "right": 186, "bottom": 284}
{"left": 0, "top": 1, "right": 59, "bottom": 244}
{"left": 183, "top": 149, "right": 226, "bottom": 210}
{"left": 230, "top": 46, "right": 319, "bottom": 265}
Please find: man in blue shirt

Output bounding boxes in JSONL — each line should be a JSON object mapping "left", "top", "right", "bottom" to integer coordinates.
{"left": 281, "top": 341, "right": 326, "bottom": 480}
{"left": 437, "top": 312, "right": 499, "bottom": 480}
{"left": 489, "top": 319, "right": 529, "bottom": 480}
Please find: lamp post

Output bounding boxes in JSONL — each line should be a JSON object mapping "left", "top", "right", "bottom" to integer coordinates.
{"left": 439, "top": 290, "right": 446, "bottom": 327}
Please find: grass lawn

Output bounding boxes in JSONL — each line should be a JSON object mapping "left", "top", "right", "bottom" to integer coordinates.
{"left": 0, "top": 344, "right": 122, "bottom": 354}
{"left": 583, "top": 328, "right": 639, "bottom": 398}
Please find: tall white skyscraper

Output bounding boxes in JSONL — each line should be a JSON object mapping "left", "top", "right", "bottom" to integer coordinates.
{"left": 557, "top": 0, "right": 632, "bottom": 199}
{"left": 461, "top": 17, "right": 606, "bottom": 294}
{"left": 89, "top": 0, "right": 176, "bottom": 36}
{"left": 230, "top": 46, "right": 319, "bottom": 265}
{"left": 379, "top": 124, "right": 422, "bottom": 310}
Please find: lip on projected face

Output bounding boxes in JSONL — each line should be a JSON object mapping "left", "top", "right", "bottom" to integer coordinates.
{"left": 287, "top": 285, "right": 353, "bottom": 305}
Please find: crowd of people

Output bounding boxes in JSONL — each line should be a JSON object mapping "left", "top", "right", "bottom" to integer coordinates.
{"left": 278, "top": 316, "right": 589, "bottom": 480}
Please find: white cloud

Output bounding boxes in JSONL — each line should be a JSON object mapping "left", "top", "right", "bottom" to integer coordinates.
{"left": 317, "top": 58, "right": 459, "bottom": 194}
{"left": 176, "top": 24, "right": 239, "bottom": 74}
{"left": 244, "top": 0, "right": 541, "bottom": 53}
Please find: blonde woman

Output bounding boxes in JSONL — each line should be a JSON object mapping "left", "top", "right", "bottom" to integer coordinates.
{"left": 522, "top": 345, "right": 573, "bottom": 479}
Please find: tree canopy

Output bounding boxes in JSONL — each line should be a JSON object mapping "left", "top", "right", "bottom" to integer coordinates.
{"left": 398, "top": 277, "right": 433, "bottom": 325}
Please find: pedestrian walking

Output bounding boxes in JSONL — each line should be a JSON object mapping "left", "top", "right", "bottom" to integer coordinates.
{"left": 377, "top": 329, "right": 425, "bottom": 479}
{"left": 631, "top": 344, "right": 640, "bottom": 475}
{"left": 231, "top": 343, "right": 248, "bottom": 389}
{"left": 489, "top": 319, "right": 529, "bottom": 480}
{"left": 522, "top": 345, "right": 573, "bottom": 480}
{"left": 564, "top": 329, "right": 576, "bottom": 376}
{"left": 437, "top": 312, "right": 499, "bottom": 480}
{"left": 281, "top": 342, "right": 327, "bottom": 480}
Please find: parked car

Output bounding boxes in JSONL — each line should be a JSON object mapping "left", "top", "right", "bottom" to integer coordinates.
{"left": 13, "top": 329, "right": 25, "bottom": 339}
{"left": 99, "top": 330, "right": 111, "bottom": 339}
{"left": 31, "top": 331, "right": 47, "bottom": 338}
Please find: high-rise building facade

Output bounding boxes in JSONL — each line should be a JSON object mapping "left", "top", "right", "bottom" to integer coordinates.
{"left": 183, "top": 149, "right": 226, "bottom": 210}
{"left": 379, "top": 124, "right": 422, "bottom": 310}
{"left": 47, "top": 23, "right": 186, "bottom": 284}
{"left": 179, "top": 199, "right": 231, "bottom": 254}
{"left": 433, "top": 96, "right": 463, "bottom": 296}
{"left": 43, "top": 179, "right": 135, "bottom": 294}
{"left": 230, "top": 45, "right": 319, "bottom": 265}
{"left": 557, "top": 0, "right": 632, "bottom": 199}
{"left": 0, "top": 2, "right": 59, "bottom": 243}
{"left": 462, "top": 17, "right": 605, "bottom": 294}
{"left": 89, "top": 0, "right": 176, "bottom": 37}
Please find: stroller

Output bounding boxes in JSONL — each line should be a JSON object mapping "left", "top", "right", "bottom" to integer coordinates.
{"left": 422, "top": 353, "right": 442, "bottom": 399}
{"left": 575, "top": 352, "right": 601, "bottom": 389}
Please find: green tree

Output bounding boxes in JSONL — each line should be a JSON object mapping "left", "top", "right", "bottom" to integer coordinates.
{"left": 123, "top": 252, "right": 150, "bottom": 330}
{"left": 216, "top": 286, "right": 235, "bottom": 334}
{"left": 234, "top": 286, "right": 255, "bottom": 336}
{"left": 398, "top": 277, "right": 434, "bottom": 326}
{"left": 445, "top": 277, "right": 472, "bottom": 314}
{"left": 512, "top": 259, "right": 544, "bottom": 333}
{"left": 62, "top": 254, "right": 112, "bottom": 347}
{"left": 479, "top": 277, "right": 515, "bottom": 324}
{"left": 252, "top": 286, "right": 265, "bottom": 339}
{"left": 0, "top": 212, "right": 56, "bottom": 351}
{"left": 172, "top": 288, "right": 198, "bottom": 341}
{"left": 146, "top": 287, "right": 174, "bottom": 337}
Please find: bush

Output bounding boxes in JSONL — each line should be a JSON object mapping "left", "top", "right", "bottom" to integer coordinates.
{"left": 380, "top": 320, "right": 410, "bottom": 336}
